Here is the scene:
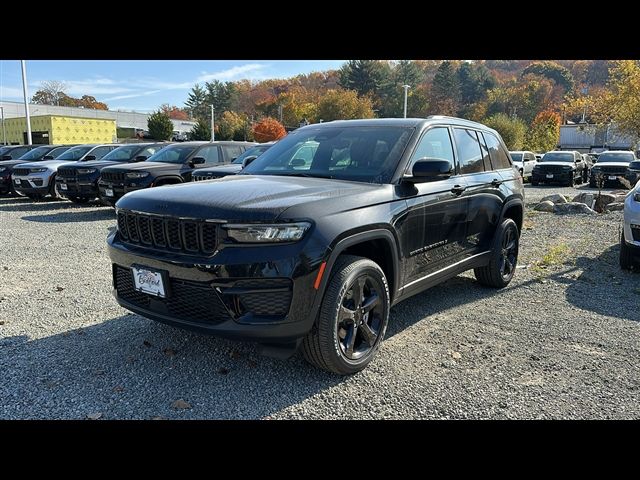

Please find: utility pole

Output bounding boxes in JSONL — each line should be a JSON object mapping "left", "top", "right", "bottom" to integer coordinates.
{"left": 21, "top": 60, "right": 32, "bottom": 145}
{"left": 402, "top": 84, "right": 410, "bottom": 118}
{"left": 0, "top": 106, "right": 6, "bottom": 145}
{"left": 211, "top": 103, "right": 216, "bottom": 142}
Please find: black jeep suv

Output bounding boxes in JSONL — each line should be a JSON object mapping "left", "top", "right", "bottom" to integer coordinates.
{"left": 56, "top": 143, "right": 168, "bottom": 203}
{"left": 98, "top": 141, "right": 256, "bottom": 206}
{"left": 108, "top": 117, "right": 524, "bottom": 374}
{"left": 192, "top": 142, "right": 274, "bottom": 181}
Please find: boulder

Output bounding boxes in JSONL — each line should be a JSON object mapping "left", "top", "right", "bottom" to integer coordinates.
{"left": 572, "top": 192, "right": 595, "bottom": 207}
{"left": 553, "top": 202, "right": 597, "bottom": 215}
{"left": 540, "top": 193, "right": 568, "bottom": 204}
{"left": 593, "top": 193, "right": 618, "bottom": 212}
{"left": 605, "top": 202, "right": 625, "bottom": 212}
{"left": 534, "top": 200, "right": 555, "bottom": 212}
{"left": 615, "top": 194, "right": 628, "bottom": 203}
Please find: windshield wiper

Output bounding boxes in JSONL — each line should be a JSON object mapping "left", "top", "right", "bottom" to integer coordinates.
{"left": 276, "top": 172, "right": 335, "bottom": 179}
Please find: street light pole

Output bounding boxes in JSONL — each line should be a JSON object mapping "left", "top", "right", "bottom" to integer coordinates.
{"left": 210, "top": 104, "right": 215, "bottom": 142}
{"left": 402, "top": 84, "right": 410, "bottom": 118}
{"left": 21, "top": 60, "right": 32, "bottom": 145}
{"left": 0, "top": 106, "right": 6, "bottom": 145}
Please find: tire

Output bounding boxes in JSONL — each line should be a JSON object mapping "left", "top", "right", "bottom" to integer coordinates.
{"left": 301, "top": 255, "right": 390, "bottom": 375}
{"left": 69, "top": 197, "right": 90, "bottom": 204}
{"left": 49, "top": 175, "right": 60, "bottom": 199}
{"left": 583, "top": 170, "right": 588, "bottom": 183}
{"left": 589, "top": 179, "right": 596, "bottom": 188}
{"left": 567, "top": 174, "right": 575, "bottom": 187}
{"left": 620, "top": 232, "right": 634, "bottom": 270}
{"left": 474, "top": 218, "right": 519, "bottom": 288}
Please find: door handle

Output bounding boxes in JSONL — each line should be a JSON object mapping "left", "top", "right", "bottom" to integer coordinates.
{"left": 491, "top": 178, "right": 503, "bottom": 186}
{"left": 451, "top": 185, "right": 466, "bottom": 195}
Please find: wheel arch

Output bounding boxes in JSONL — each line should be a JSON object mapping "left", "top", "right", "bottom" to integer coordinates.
{"left": 152, "top": 176, "right": 183, "bottom": 187}
{"left": 500, "top": 199, "right": 523, "bottom": 234}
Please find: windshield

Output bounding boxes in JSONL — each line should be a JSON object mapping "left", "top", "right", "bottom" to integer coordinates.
{"left": 628, "top": 161, "right": 640, "bottom": 170}
{"left": 16, "top": 146, "right": 52, "bottom": 160}
{"left": 597, "top": 152, "right": 635, "bottom": 163}
{"left": 100, "top": 145, "right": 143, "bottom": 162}
{"left": 146, "top": 145, "right": 199, "bottom": 164}
{"left": 231, "top": 144, "right": 272, "bottom": 164}
{"left": 48, "top": 146, "right": 71, "bottom": 158}
{"left": 541, "top": 152, "right": 574, "bottom": 162}
{"left": 510, "top": 153, "right": 523, "bottom": 162}
{"left": 56, "top": 146, "right": 94, "bottom": 161}
{"left": 0, "top": 146, "right": 9, "bottom": 156}
{"left": 241, "top": 126, "right": 413, "bottom": 183}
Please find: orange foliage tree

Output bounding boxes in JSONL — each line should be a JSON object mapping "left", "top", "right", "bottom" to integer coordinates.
{"left": 160, "top": 104, "right": 190, "bottom": 120}
{"left": 252, "top": 117, "right": 286, "bottom": 142}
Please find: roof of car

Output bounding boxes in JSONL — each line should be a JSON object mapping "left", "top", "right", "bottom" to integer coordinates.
{"left": 300, "top": 116, "right": 500, "bottom": 131}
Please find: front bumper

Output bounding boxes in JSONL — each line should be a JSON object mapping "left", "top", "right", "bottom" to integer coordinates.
{"left": 107, "top": 232, "right": 325, "bottom": 343}
{"left": 56, "top": 177, "right": 99, "bottom": 199}
{"left": 623, "top": 193, "right": 640, "bottom": 248}
{"left": 0, "top": 174, "right": 11, "bottom": 193}
{"left": 590, "top": 171, "right": 628, "bottom": 186}
{"left": 98, "top": 180, "right": 146, "bottom": 206}
{"left": 12, "top": 174, "right": 52, "bottom": 195}
{"left": 531, "top": 170, "right": 573, "bottom": 183}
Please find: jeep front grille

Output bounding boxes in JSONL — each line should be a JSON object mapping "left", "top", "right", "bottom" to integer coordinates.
{"left": 117, "top": 210, "right": 219, "bottom": 255}
{"left": 101, "top": 171, "right": 126, "bottom": 182}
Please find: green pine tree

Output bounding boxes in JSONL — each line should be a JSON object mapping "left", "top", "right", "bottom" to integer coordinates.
{"left": 147, "top": 111, "right": 174, "bottom": 141}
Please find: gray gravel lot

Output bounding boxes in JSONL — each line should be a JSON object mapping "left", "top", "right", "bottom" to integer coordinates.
{"left": 0, "top": 183, "right": 639, "bottom": 419}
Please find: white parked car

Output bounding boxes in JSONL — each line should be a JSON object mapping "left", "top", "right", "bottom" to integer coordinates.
{"left": 509, "top": 150, "right": 537, "bottom": 180}
{"left": 620, "top": 181, "right": 640, "bottom": 269}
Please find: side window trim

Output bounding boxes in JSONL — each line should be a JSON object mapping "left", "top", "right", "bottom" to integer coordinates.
{"left": 451, "top": 127, "right": 485, "bottom": 175}
{"left": 405, "top": 124, "right": 459, "bottom": 176}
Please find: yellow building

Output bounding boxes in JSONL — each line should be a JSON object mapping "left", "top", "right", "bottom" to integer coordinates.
{"left": 3, "top": 115, "right": 117, "bottom": 145}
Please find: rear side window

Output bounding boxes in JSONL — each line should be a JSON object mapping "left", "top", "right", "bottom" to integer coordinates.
{"left": 222, "top": 145, "right": 245, "bottom": 162}
{"left": 90, "top": 146, "right": 113, "bottom": 160}
{"left": 408, "top": 127, "right": 455, "bottom": 172}
{"left": 483, "top": 132, "right": 512, "bottom": 169}
{"left": 453, "top": 128, "right": 484, "bottom": 174}
{"left": 197, "top": 145, "right": 220, "bottom": 164}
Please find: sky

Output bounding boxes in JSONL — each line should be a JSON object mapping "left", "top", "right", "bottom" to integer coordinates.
{"left": 0, "top": 60, "right": 345, "bottom": 113}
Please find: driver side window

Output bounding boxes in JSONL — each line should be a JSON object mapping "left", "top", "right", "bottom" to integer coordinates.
{"left": 408, "top": 127, "right": 455, "bottom": 172}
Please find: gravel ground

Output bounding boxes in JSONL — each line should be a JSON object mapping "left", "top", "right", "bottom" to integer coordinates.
{"left": 0, "top": 183, "right": 639, "bottom": 420}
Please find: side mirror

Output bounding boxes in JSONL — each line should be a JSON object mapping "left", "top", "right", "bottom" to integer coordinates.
{"left": 406, "top": 158, "right": 453, "bottom": 182}
{"left": 190, "top": 156, "right": 205, "bottom": 167}
{"left": 133, "top": 155, "right": 148, "bottom": 162}
{"left": 42, "top": 155, "right": 54, "bottom": 160}
{"left": 290, "top": 158, "right": 306, "bottom": 168}
{"left": 1, "top": 155, "right": 11, "bottom": 160}
{"left": 84, "top": 155, "right": 96, "bottom": 161}
{"left": 242, "top": 155, "right": 258, "bottom": 168}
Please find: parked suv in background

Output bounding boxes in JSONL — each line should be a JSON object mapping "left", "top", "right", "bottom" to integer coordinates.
{"left": 589, "top": 150, "right": 637, "bottom": 188}
{"left": 0, "top": 145, "right": 39, "bottom": 160}
{"left": 98, "top": 141, "right": 256, "bottom": 206}
{"left": 624, "top": 160, "right": 640, "bottom": 187}
{"left": 56, "top": 143, "right": 168, "bottom": 204}
{"left": 620, "top": 181, "right": 640, "bottom": 269}
{"left": 108, "top": 117, "right": 524, "bottom": 374}
{"left": 0, "top": 145, "right": 73, "bottom": 195}
{"left": 12, "top": 144, "right": 118, "bottom": 199}
{"left": 531, "top": 150, "right": 587, "bottom": 186}
{"left": 509, "top": 150, "right": 537, "bottom": 181}
{"left": 192, "top": 142, "right": 274, "bottom": 181}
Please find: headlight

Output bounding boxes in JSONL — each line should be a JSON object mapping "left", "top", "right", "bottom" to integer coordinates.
{"left": 562, "top": 166, "right": 572, "bottom": 170}
{"left": 591, "top": 166, "right": 601, "bottom": 172}
{"left": 30, "top": 168, "right": 47, "bottom": 173}
{"left": 126, "top": 172, "right": 149, "bottom": 179}
{"left": 77, "top": 168, "right": 97, "bottom": 175}
{"left": 224, "top": 222, "right": 311, "bottom": 243}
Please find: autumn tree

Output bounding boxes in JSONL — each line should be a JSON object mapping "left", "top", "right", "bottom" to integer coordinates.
{"left": 595, "top": 60, "right": 640, "bottom": 137}
{"left": 188, "top": 120, "right": 211, "bottom": 141}
{"left": 147, "top": 111, "right": 174, "bottom": 141}
{"left": 430, "top": 61, "right": 461, "bottom": 116}
{"left": 525, "top": 110, "right": 561, "bottom": 152}
{"left": 483, "top": 113, "right": 527, "bottom": 150}
{"left": 217, "top": 111, "right": 249, "bottom": 140}
{"left": 316, "top": 89, "right": 375, "bottom": 122}
{"left": 252, "top": 117, "right": 286, "bottom": 143}
{"left": 457, "top": 62, "right": 496, "bottom": 109}
{"left": 339, "top": 60, "right": 389, "bottom": 97}
{"left": 522, "top": 61, "right": 575, "bottom": 93}
{"left": 31, "top": 80, "right": 68, "bottom": 106}
{"left": 160, "top": 104, "right": 190, "bottom": 120}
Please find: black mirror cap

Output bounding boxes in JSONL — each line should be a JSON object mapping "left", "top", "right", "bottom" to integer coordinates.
{"left": 84, "top": 155, "right": 97, "bottom": 161}
{"left": 406, "top": 158, "right": 453, "bottom": 182}
{"left": 42, "top": 155, "right": 54, "bottom": 160}
{"left": 190, "top": 156, "right": 206, "bottom": 166}
{"left": 1, "top": 155, "right": 12, "bottom": 160}
{"left": 242, "top": 155, "right": 258, "bottom": 168}
{"left": 133, "top": 155, "right": 148, "bottom": 162}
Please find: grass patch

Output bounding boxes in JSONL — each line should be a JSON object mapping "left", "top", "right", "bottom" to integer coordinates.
{"left": 531, "top": 243, "right": 571, "bottom": 274}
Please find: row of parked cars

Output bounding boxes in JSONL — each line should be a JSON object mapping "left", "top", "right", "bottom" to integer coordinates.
{"left": 509, "top": 149, "right": 640, "bottom": 188}
{"left": 0, "top": 141, "right": 275, "bottom": 205}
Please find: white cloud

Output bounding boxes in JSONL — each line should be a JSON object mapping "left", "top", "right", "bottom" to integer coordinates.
{"left": 103, "top": 90, "right": 162, "bottom": 101}
{"left": 195, "top": 63, "right": 268, "bottom": 83}
{"left": 0, "top": 85, "right": 24, "bottom": 99}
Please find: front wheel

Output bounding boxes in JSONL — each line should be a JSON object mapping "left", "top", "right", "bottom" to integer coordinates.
{"left": 620, "top": 232, "right": 634, "bottom": 270}
{"left": 301, "top": 255, "right": 390, "bottom": 375}
{"left": 474, "top": 218, "right": 519, "bottom": 288}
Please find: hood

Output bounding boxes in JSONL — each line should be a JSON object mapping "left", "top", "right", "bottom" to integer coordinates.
{"left": 12, "top": 159, "right": 76, "bottom": 170}
{"left": 103, "top": 161, "right": 182, "bottom": 174}
{"left": 194, "top": 164, "right": 242, "bottom": 175}
{"left": 0, "top": 159, "right": 32, "bottom": 169}
{"left": 116, "top": 174, "right": 388, "bottom": 223}
{"left": 592, "top": 162, "right": 632, "bottom": 168}
{"left": 62, "top": 159, "right": 125, "bottom": 170}
{"left": 535, "top": 162, "right": 576, "bottom": 168}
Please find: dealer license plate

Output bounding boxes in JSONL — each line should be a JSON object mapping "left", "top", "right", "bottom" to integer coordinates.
{"left": 105, "top": 188, "right": 114, "bottom": 197}
{"left": 132, "top": 266, "right": 166, "bottom": 298}
{"left": 60, "top": 183, "right": 67, "bottom": 190}
{"left": 608, "top": 176, "right": 617, "bottom": 180}
{"left": 546, "top": 174, "right": 554, "bottom": 178}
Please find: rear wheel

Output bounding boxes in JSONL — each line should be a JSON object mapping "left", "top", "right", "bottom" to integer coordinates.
{"left": 49, "top": 176, "right": 61, "bottom": 199}
{"left": 620, "top": 232, "right": 634, "bottom": 270}
{"left": 474, "top": 218, "right": 519, "bottom": 288}
{"left": 301, "top": 255, "right": 390, "bottom": 375}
